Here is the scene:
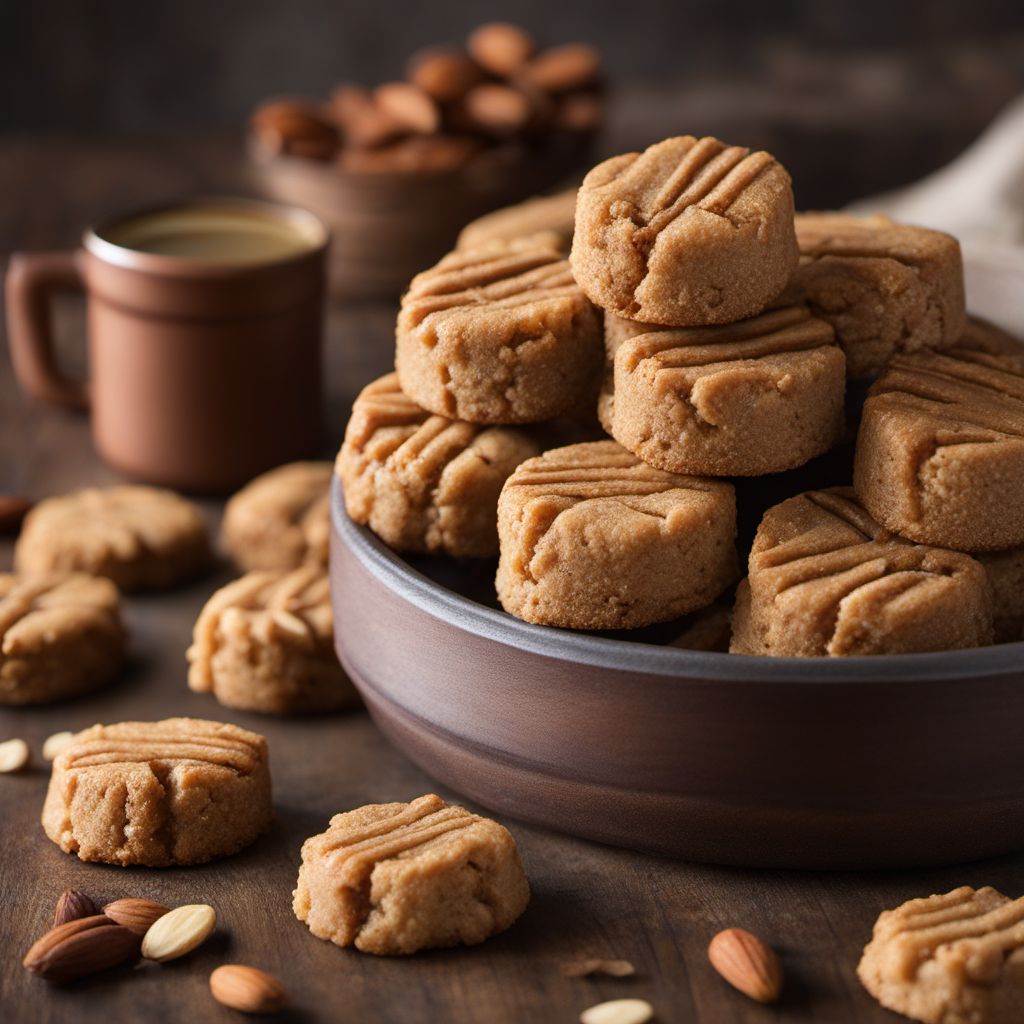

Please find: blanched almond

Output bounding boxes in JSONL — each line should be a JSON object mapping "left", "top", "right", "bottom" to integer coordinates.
{"left": 0, "top": 738, "right": 29, "bottom": 773}
{"left": 141, "top": 904, "right": 216, "bottom": 962}
{"left": 580, "top": 999, "right": 654, "bottom": 1024}
{"left": 42, "top": 731, "right": 75, "bottom": 761}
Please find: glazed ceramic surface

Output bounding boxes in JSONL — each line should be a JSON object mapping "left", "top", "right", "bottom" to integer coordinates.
{"left": 329, "top": 479, "right": 1024, "bottom": 869}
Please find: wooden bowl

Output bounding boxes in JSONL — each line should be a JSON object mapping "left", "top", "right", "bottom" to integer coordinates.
{"left": 250, "top": 141, "right": 590, "bottom": 298}
{"left": 329, "top": 479, "right": 1024, "bottom": 869}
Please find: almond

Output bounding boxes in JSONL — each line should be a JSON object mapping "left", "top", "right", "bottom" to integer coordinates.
{"left": 103, "top": 898, "right": 170, "bottom": 936}
{"left": 0, "top": 737, "right": 30, "bottom": 773}
{"left": 579, "top": 999, "right": 654, "bottom": 1024}
{"left": 525, "top": 43, "right": 602, "bottom": 93}
{"left": 24, "top": 915, "right": 140, "bottom": 982}
{"left": 462, "top": 84, "right": 534, "bottom": 137}
{"left": 562, "top": 958, "right": 635, "bottom": 978}
{"left": 708, "top": 927, "right": 783, "bottom": 1003}
{"left": 375, "top": 82, "right": 441, "bottom": 135}
{"left": 53, "top": 889, "right": 97, "bottom": 928}
{"left": 468, "top": 23, "right": 535, "bottom": 76}
{"left": 210, "top": 964, "right": 288, "bottom": 1014}
{"left": 141, "top": 904, "right": 216, "bottom": 962}
{"left": 406, "top": 47, "right": 482, "bottom": 103}
{"left": 0, "top": 495, "right": 32, "bottom": 535}
{"left": 42, "top": 731, "right": 75, "bottom": 761}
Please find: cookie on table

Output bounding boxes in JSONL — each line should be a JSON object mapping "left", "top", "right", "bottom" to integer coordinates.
{"left": 609, "top": 305, "right": 845, "bottom": 476}
{"left": 42, "top": 718, "right": 272, "bottom": 866}
{"left": 293, "top": 794, "right": 529, "bottom": 956}
{"left": 858, "top": 886, "right": 1024, "bottom": 1024}
{"left": 496, "top": 440, "right": 737, "bottom": 629}
{"left": 730, "top": 487, "right": 992, "bottom": 657}
{"left": 782, "top": 211, "right": 966, "bottom": 378}
{"left": 0, "top": 573, "right": 124, "bottom": 705}
{"left": 571, "top": 135, "right": 798, "bottom": 326}
{"left": 222, "top": 462, "right": 331, "bottom": 572}
{"left": 853, "top": 347, "right": 1024, "bottom": 551}
{"left": 187, "top": 565, "right": 357, "bottom": 714}
{"left": 15, "top": 485, "right": 210, "bottom": 591}
{"left": 456, "top": 188, "right": 577, "bottom": 253}
{"left": 337, "top": 373, "right": 538, "bottom": 557}
{"left": 395, "top": 239, "right": 602, "bottom": 423}
{"left": 977, "top": 546, "right": 1024, "bottom": 643}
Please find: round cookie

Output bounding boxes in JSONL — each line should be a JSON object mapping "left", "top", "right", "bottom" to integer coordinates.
{"left": 188, "top": 565, "right": 357, "bottom": 715}
{"left": 781, "top": 212, "right": 966, "bottom": 378}
{"left": 336, "top": 373, "right": 539, "bottom": 557}
{"left": 222, "top": 462, "right": 331, "bottom": 572}
{"left": 293, "top": 793, "right": 529, "bottom": 956}
{"left": 571, "top": 135, "right": 798, "bottom": 326}
{"left": 0, "top": 573, "right": 124, "bottom": 705}
{"left": 853, "top": 347, "right": 1024, "bottom": 551}
{"left": 456, "top": 188, "right": 577, "bottom": 253}
{"left": 395, "top": 239, "right": 602, "bottom": 423}
{"left": 42, "top": 718, "right": 272, "bottom": 866}
{"left": 730, "top": 487, "right": 993, "bottom": 657}
{"left": 609, "top": 305, "right": 845, "bottom": 476}
{"left": 15, "top": 486, "right": 210, "bottom": 591}
{"left": 496, "top": 440, "right": 737, "bottom": 629}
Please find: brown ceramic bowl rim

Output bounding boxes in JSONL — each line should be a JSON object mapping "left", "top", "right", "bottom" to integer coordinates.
{"left": 84, "top": 196, "right": 329, "bottom": 277}
{"left": 331, "top": 478, "right": 1024, "bottom": 685}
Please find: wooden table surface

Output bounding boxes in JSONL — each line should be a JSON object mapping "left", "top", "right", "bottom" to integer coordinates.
{"left": 2, "top": 136, "right": 1023, "bottom": 1024}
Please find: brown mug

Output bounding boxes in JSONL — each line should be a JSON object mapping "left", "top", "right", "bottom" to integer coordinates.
{"left": 5, "top": 197, "right": 329, "bottom": 493}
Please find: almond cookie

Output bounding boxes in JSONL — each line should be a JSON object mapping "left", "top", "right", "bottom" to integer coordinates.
{"left": 222, "top": 462, "right": 331, "bottom": 572}
{"left": 0, "top": 573, "right": 124, "bottom": 705}
{"left": 858, "top": 886, "right": 1024, "bottom": 1024}
{"left": 293, "top": 793, "right": 529, "bottom": 956}
{"left": 395, "top": 239, "right": 602, "bottom": 423}
{"left": 853, "top": 347, "right": 1024, "bottom": 551}
{"left": 781, "top": 212, "right": 966, "bottom": 378}
{"left": 42, "top": 718, "right": 272, "bottom": 866}
{"left": 187, "top": 565, "right": 357, "bottom": 715}
{"left": 15, "top": 486, "right": 210, "bottom": 591}
{"left": 571, "top": 135, "right": 798, "bottom": 326}
{"left": 456, "top": 188, "right": 578, "bottom": 253}
{"left": 730, "top": 487, "right": 992, "bottom": 657}
{"left": 977, "top": 546, "right": 1024, "bottom": 643}
{"left": 336, "top": 373, "right": 538, "bottom": 557}
{"left": 496, "top": 440, "right": 737, "bottom": 629}
{"left": 610, "top": 305, "right": 845, "bottom": 476}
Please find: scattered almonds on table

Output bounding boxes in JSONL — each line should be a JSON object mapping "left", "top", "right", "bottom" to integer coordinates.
{"left": 23, "top": 916, "right": 141, "bottom": 983}
{"left": 103, "top": 898, "right": 171, "bottom": 936}
{"left": 708, "top": 927, "right": 783, "bottom": 1003}
{"left": 562, "top": 958, "right": 636, "bottom": 978}
{"left": 210, "top": 964, "right": 288, "bottom": 1014}
{"left": 580, "top": 998, "right": 655, "bottom": 1024}
{"left": 141, "top": 904, "right": 217, "bottom": 962}
{"left": 53, "top": 889, "right": 98, "bottom": 928}
{"left": 0, "top": 737, "right": 30, "bottom": 773}
{"left": 42, "top": 731, "right": 74, "bottom": 761}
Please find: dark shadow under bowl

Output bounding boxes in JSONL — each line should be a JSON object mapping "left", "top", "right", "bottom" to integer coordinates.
{"left": 329, "top": 479, "right": 1024, "bottom": 869}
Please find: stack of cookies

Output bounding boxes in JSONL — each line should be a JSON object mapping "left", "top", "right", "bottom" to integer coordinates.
{"left": 337, "top": 132, "right": 1024, "bottom": 656}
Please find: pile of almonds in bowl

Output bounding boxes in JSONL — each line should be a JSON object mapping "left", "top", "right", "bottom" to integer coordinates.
{"left": 249, "top": 21, "right": 604, "bottom": 174}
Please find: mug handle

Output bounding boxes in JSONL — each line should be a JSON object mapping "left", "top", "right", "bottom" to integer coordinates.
{"left": 5, "top": 250, "right": 89, "bottom": 410}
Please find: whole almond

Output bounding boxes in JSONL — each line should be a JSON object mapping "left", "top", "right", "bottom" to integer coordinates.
{"left": 580, "top": 999, "right": 654, "bottom": 1024}
{"left": 53, "top": 889, "right": 97, "bottom": 928}
{"left": 0, "top": 737, "right": 30, "bottom": 773}
{"left": 407, "top": 47, "right": 483, "bottom": 103}
{"left": 462, "top": 84, "right": 534, "bottom": 137}
{"left": 210, "top": 964, "right": 288, "bottom": 1014}
{"left": 24, "top": 916, "right": 140, "bottom": 983}
{"left": 468, "top": 23, "right": 535, "bottom": 76}
{"left": 375, "top": 82, "right": 441, "bottom": 135}
{"left": 0, "top": 495, "right": 32, "bottom": 535}
{"left": 141, "top": 904, "right": 216, "bottom": 962}
{"left": 562, "top": 958, "right": 635, "bottom": 978}
{"left": 251, "top": 100, "right": 338, "bottom": 160}
{"left": 103, "top": 898, "right": 170, "bottom": 936}
{"left": 708, "top": 927, "right": 783, "bottom": 1003}
{"left": 525, "top": 43, "right": 602, "bottom": 93}
{"left": 42, "top": 731, "right": 75, "bottom": 761}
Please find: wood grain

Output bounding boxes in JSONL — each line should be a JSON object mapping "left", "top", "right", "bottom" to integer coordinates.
{"left": 2, "top": 135, "right": 1023, "bottom": 1024}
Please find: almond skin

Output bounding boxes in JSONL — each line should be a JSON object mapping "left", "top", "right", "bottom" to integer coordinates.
{"left": 210, "top": 964, "right": 288, "bottom": 1014}
{"left": 53, "top": 889, "right": 97, "bottom": 928}
{"left": 468, "top": 23, "right": 535, "bottom": 76}
{"left": 24, "top": 915, "right": 140, "bottom": 983}
{"left": 708, "top": 927, "right": 783, "bottom": 1003}
{"left": 102, "top": 898, "right": 170, "bottom": 936}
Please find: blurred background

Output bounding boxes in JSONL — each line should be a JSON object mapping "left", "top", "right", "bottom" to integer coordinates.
{"left": 5, "top": 0, "right": 1024, "bottom": 208}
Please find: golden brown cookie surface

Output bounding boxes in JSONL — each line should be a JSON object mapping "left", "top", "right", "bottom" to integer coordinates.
{"left": 609, "top": 306, "right": 845, "bottom": 476}
{"left": 41, "top": 718, "right": 272, "bottom": 866}
{"left": 858, "top": 886, "right": 1024, "bottom": 1024}
{"left": 730, "top": 487, "right": 992, "bottom": 656}
{"left": 853, "top": 348, "right": 1024, "bottom": 551}
{"left": 976, "top": 545, "right": 1024, "bottom": 643}
{"left": 456, "top": 188, "right": 577, "bottom": 253}
{"left": 222, "top": 462, "right": 331, "bottom": 572}
{"left": 0, "top": 573, "right": 124, "bottom": 705}
{"left": 396, "top": 240, "right": 602, "bottom": 423}
{"left": 337, "top": 373, "right": 538, "bottom": 557}
{"left": 15, "top": 486, "right": 210, "bottom": 591}
{"left": 496, "top": 440, "right": 736, "bottom": 629}
{"left": 571, "top": 135, "right": 798, "bottom": 326}
{"left": 293, "top": 794, "right": 529, "bottom": 955}
{"left": 188, "top": 565, "right": 357, "bottom": 715}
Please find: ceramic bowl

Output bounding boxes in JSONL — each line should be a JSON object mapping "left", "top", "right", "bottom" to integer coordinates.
{"left": 329, "top": 479, "right": 1024, "bottom": 870}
